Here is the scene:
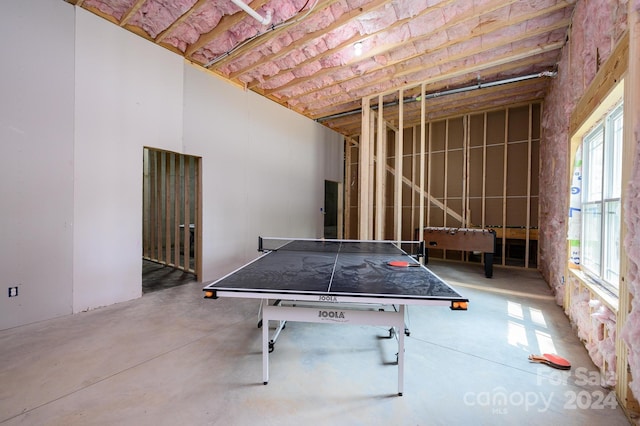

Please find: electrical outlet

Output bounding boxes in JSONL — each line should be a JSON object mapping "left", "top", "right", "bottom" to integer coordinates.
{"left": 8, "top": 287, "right": 18, "bottom": 297}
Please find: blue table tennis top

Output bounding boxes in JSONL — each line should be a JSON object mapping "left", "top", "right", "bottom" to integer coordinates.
{"left": 203, "top": 239, "right": 466, "bottom": 301}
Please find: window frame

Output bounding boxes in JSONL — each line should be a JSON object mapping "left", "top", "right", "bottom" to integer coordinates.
{"left": 579, "top": 102, "right": 623, "bottom": 296}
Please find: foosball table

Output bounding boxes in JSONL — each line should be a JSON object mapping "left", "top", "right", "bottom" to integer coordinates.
{"left": 422, "top": 227, "right": 496, "bottom": 278}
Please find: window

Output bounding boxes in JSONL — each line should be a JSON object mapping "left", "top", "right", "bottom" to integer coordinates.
{"left": 581, "top": 103, "right": 623, "bottom": 294}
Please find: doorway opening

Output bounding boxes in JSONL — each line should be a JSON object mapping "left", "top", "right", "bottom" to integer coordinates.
{"left": 324, "top": 180, "right": 342, "bottom": 239}
{"left": 142, "top": 148, "right": 202, "bottom": 293}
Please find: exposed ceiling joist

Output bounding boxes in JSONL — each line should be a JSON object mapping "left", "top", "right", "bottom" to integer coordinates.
{"left": 65, "top": 0, "right": 576, "bottom": 137}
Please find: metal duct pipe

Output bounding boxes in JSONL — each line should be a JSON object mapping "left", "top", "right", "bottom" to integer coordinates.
{"left": 418, "top": 70, "right": 557, "bottom": 100}
{"left": 316, "top": 71, "right": 557, "bottom": 123}
{"left": 229, "top": 0, "right": 272, "bottom": 25}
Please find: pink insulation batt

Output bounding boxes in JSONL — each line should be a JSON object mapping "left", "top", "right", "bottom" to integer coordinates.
{"left": 83, "top": 0, "right": 136, "bottom": 20}
{"left": 165, "top": 5, "right": 224, "bottom": 52}
{"left": 621, "top": 0, "right": 640, "bottom": 403}
{"left": 129, "top": 0, "right": 198, "bottom": 38}
{"left": 542, "top": 0, "right": 640, "bottom": 401}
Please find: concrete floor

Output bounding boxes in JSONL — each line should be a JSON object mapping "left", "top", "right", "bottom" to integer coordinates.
{"left": 0, "top": 261, "right": 633, "bottom": 425}
{"left": 142, "top": 260, "right": 196, "bottom": 294}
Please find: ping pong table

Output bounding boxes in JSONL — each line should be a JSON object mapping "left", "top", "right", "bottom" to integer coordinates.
{"left": 203, "top": 237, "right": 468, "bottom": 396}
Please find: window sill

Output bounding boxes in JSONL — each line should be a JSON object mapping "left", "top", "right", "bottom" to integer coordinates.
{"left": 568, "top": 268, "right": 619, "bottom": 313}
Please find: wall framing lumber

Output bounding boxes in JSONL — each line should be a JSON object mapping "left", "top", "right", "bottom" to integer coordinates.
{"left": 570, "top": 33, "right": 629, "bottom": 135}
{"left": 194, "top": 157, "right": 202, "bottom": 278}
{"left": 344, "top": 139, "right": 352, "bottom": 239}
{"left": 173, "top": 154, "right": 180, "bottom": 267}
{"left": 524, "top": 105, "right": 532, "bottom": 268}
{"left": 618, "top": 2, "right": 640, "bottom": 413}
{"left": 501, "top": 109, "right": 509, "bottom": 265}
{"left": 394, "top": 89, "right": 404, "bottom": 243}
{"left": 375, "top": 94, "right": 385, "bottom": 239}
{"left": 164, "top": 153, "right": 171, "bottom": 263}
{"left": 443, "top": 119, "right": 449, "bottom": 227}
{"left": 359, "top": 97, "right": 371, "bottom": 239}
{"left": 183, "top": 156, "right": 191, "bottom": 270}
{"left": 143, "top": 148, "right": 200, "bottom": 276}
{"left": 420, "top": 83, "right": 426, "bottom": 235}
{"left": 482, "top": 112, "right": 487, "bottom": 228}
{"left": 353, "top": 83, "right": 539, "bottom": 270}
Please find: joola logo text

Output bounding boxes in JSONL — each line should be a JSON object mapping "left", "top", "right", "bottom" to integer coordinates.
{"left": 318, "top": 310, "right": 346, "bottom": 320}
{"left": 319, "top": 295, "right": 338, "bottom": 302}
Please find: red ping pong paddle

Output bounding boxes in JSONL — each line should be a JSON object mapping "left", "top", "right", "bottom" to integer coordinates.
{"left": 528, "top": 353, "right": 571, "bottom": 370}
{"left": 388, "top": 260, "right": 421, "bottom": 268}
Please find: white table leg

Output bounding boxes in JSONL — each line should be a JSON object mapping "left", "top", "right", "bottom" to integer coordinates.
{"left": 262, "top": 298, "right": 269, "bottom": 385}
{"left": 398, "top": 304, "right": 405, "bottom": 396}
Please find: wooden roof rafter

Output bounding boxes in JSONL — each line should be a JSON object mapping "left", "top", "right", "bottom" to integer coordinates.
{"left": 312, "top": 52, "right": 557, "bottom": 124}
{"left": 120, "top": 0, "right": 145, "bottom": 27}
{"left": 201, "top": 0, "right": 338, "bottom": 69}
{"left": 261, "top": 0, "right": 521, "bottom": 97}
{"left": 265, "top": 0, "right": 570, "bottom": 107}
{"left": 185, "top": 0, "right": 273, "bottom": 58}
{"left": 65, "top": 0, "right": 577, "bottom": 137}
{"left": 233, "top": 0, "right": 395, "bottom": 82}
{"left": 300, "top": 29, "right": 566, "bottom": 119}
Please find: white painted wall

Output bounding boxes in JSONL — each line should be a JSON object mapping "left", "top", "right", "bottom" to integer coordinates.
{"left": 184, "top": 66, "right": 344, "bottom": 281}
{"left": 0, "top": 3, "right": 343, "bottom": 329}
{"left": 0, "top": 1, "right": 75, "bottom": 329}
{"left": 73, "top": 8, "right": 184, "bottom": 312}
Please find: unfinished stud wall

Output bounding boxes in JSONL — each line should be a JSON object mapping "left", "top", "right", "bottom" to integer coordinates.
{"left": 142, "top": 148, "right": 201, "bottom": 276}
{"left": 622, "top": 0, "right": 640, "bottom": 409}
{"left": 347, "top": 103, "right": 540, "bottom": 270}
{"left": 540, "top": 0, "right": 628, "bottom": 305}
{"left": 542, "top": 0, "right": 640, "bottom": 414}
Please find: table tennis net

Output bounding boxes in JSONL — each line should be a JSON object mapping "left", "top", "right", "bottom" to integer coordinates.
{"left": 258, "top": 237, "right": 424, "bottom": 257}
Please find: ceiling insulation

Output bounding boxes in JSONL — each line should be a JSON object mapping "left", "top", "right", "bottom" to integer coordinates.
{"left": 66, "top": 0, "right": 576, "bottom": 136}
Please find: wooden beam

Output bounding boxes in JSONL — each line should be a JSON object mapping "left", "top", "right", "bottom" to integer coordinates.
{"left": 306, "top": 38, "right": 564, "bottom": 117}
{"left": 375, "top": 95, "right": 385, "bottom": 240}
{"left": 165, "top": 152, "right": 171, "bottom": 263}
{"left": 617, "top": 2, "right": 640, "bottom": 413}
{"left": 173, "top": 155, "right": 181, "bottom": 267}
{"left": 525, "top": 104, "right": 533, "bottom": 268}
{"left": 358, "top": 97, "right": 371, "bottom": 239}
{"left": 394, "top": 89, "right": 404, "bottom": 242}
{"left": 309, "top": 53, "right": 551, "bottom": 122}
{"left": 268, "top": 3, "right": 568, "bottom": 102}
{"left": 368, "top": 111, "right": 376, "bottom": 238}
{"left": 482, "top": 112, "right": 487, "bottom": 228}
{"left": 385, "top": 162, "right": 463, "bottom": 224}
{"left": 120, "top": 0, "right": 145, "bottom": 27}
{"left": 259, "top": 0, "right": 457, "bottom": 93}
{"left": 154, "top": 151, "right": 161, "bottom": 261}
{"left": 410, "top": 125, "right": 417, "bottom": 239}
{"left": 204, "top": 0, "right": 335, "bottom": 69}
{"left": 156, "top": 0, "right": 209, "bottom": 43}
{"left": 570, "top": 33, "right": 629, "bottom": 135}
{"left": 463, "top": 114, "right": 470, "bottom": 229}
{"left": 501, "top": 108, "right": 508, "bottom": 265}
{"left": 318, "top": 75, "right": 547, "bottom": 136}
{"left": 443, "top": 119, "right": 450, "bottom": 226}
{"left": 344, "top": 139, "right": 352, "bottom": 238}
{"left": 195, "top": 157, "right": 202, "bottom": 279}
{"left": 183, "top": 157, "right": 191, "bottom": 271}
{"left": 185, "top": 0, "right": 272, "bottom": 58}
{"left": 420, "top": 83, "right": 426, "bottom": 231}
{"left": 238, "top": 0, "right": 391, "bottom": 82}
